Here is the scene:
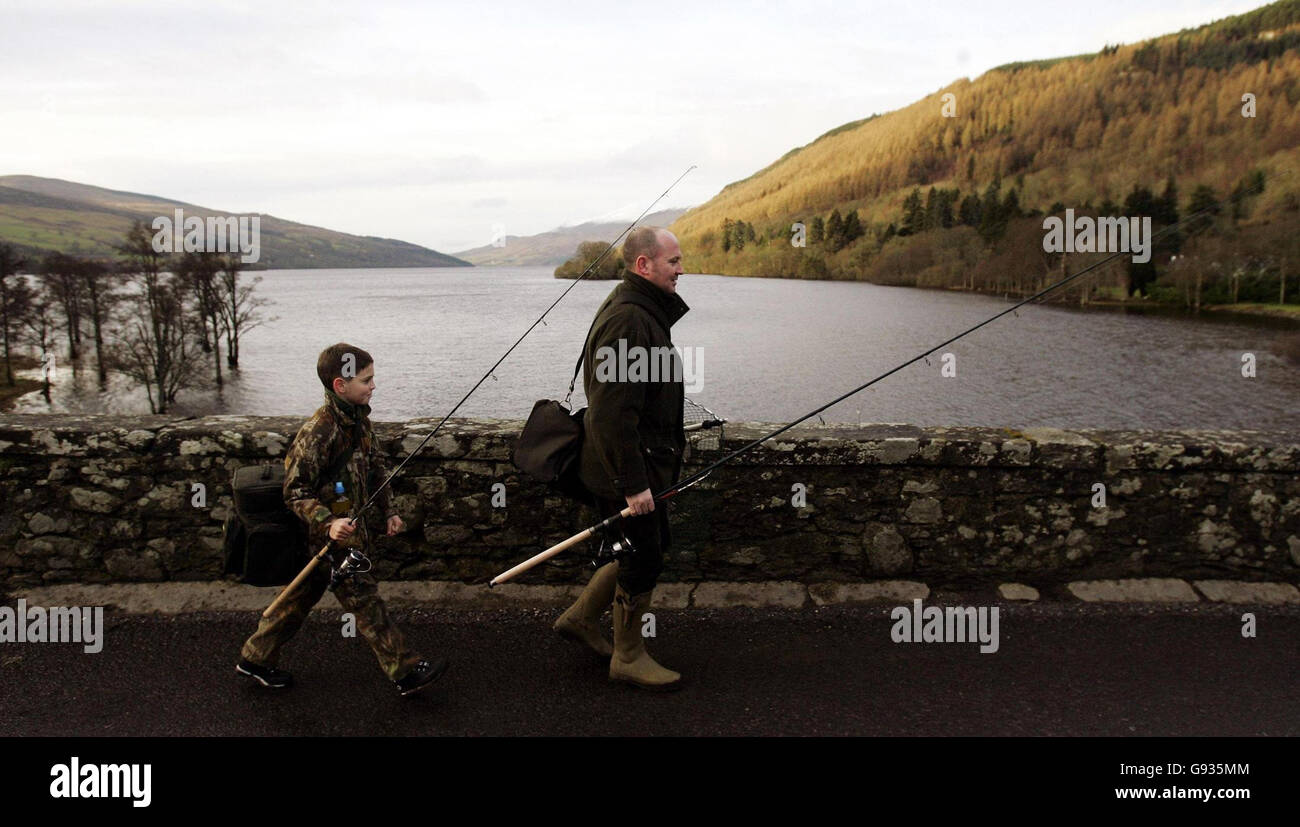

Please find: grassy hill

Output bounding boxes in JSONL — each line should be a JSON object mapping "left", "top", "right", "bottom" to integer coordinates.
{"left": 0, "top": 175, "right": 471, "bottom": 269}
{"left": 454, "top": 208, "right": 687, "bottom": 266}
{"left": 668, "top": 0, "right": 1300, "bottom": 305}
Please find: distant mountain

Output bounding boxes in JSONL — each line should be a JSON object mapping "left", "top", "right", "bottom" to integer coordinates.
{"left": 0, "top": 175, "right": 471, "bottom": 269}
{"left": 454, "top": 208, "right": 688, "bottom": 266}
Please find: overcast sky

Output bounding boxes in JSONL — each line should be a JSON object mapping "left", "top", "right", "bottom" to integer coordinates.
{"left": 0, "top": 0, "right": 1268, "bottom": 254}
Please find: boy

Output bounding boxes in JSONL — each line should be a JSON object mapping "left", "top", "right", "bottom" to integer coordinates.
{"left": 236, "top": 343, "right": 447, "bottom": 696}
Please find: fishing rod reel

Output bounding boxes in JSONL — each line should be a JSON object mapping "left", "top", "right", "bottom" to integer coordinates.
{"left": 590, "top": 522, "right": 637, "bottom": 567}
{"left": 329, "top": 546, "right": 373, "bottom": 588}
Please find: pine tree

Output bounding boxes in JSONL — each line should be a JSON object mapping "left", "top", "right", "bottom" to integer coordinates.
{"left": 1003, "top": 188, "right": 1021, "bottom": 219}
{"left": 900, "top": 189, "right": 923, "bottom": 236}
{"left": 842, "top": 210, "right": 865, "bottom": 246}
{"left": 939, "top": 188, "right": 957, "bottom": 228}
{"left": 1187, "top": 184, "right": 1218, "bottom": 216}
{"left": 978, "top": 177, "right": 1005, "bottom": 241}
{"left": 826, "top": 209, "right": 844, "bottom": 250}
{"left": 1124, "top": 184, "right": 1157, "bottom": 218}
{"left": 1229, "top": 169, "right": 1265, "bottom": 221}
{"left": 1157, "top": 175, "right": 1179, "bottom": 225}
{"left": 810, "top": 216, "right": 825, "bottom": 244}
{"left": 923, "top": 187, "right": 939, "bottom": 231}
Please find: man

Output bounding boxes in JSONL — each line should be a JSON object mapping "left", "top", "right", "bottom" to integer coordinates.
{"left": 553, "top": 226, "right": 688, "bottom": 690}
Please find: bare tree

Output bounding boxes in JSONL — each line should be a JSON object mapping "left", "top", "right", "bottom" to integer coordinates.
{"left": 19, "top": 279, "right": 61, "bottom": 402}
{"left": 112, "top": 221, "right": 206, "bottom": 413}
{"left": 41, "top": 252, "right": 85, "bottom": 361}
{"left": 176, "top": 251, "right": 226, "bottom": 387}
{"left": 0, "top": 243, "right": 33, "bottom": 387}
{"left": 78, "top": 257, "right": 119, "bottom": 387}
{"left": 218, "top": 254, "right": 269, "bottom": 369}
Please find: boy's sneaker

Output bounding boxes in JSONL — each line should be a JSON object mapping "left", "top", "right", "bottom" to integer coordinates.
{"left": 394, "top": 658, "right": 448, "bottom": 697}
{"left": 236, "top": 659, "right": 293, "bottom": 688}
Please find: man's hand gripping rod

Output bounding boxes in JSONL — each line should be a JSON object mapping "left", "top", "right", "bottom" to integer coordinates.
{"left": 488, "top": 481, "right": 704, "bottom": 587}
{"left": 488, "top": 506, "right": 633, "bottom": 587}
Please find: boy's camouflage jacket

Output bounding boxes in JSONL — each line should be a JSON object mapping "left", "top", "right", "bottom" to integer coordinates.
{"left": 282, "top": 389, "right": 397, "bottom": 549}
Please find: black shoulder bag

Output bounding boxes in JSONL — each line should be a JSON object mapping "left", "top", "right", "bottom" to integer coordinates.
{"left": 512, "top": 320, "right": 596, "bottom": 504}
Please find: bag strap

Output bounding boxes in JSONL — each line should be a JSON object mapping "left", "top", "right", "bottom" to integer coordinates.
{"left": 564, "top": 313, "right": 600, "bottom": 408}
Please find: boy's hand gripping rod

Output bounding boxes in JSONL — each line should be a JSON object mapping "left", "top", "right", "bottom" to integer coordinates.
{"left": 263, "top": 167, "right": 696, "bottom": 618}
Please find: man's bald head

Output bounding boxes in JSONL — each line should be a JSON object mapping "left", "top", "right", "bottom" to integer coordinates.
{"left": 623, "top": 226, "right": 684, "bottom": 294}
{"left": 622, "top": 226, "right": 664, "bottom": 270}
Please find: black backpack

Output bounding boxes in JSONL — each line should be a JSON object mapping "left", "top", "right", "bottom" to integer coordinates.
{"left": 222, "top": 448, "right": 353, "bottom": 586}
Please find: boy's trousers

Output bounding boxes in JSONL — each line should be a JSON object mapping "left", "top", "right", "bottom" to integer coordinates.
{"left": 240, "top": 562, "right": 421, "bottom": 681}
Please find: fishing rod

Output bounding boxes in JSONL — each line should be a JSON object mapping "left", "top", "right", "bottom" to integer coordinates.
{"left": 489, "top": 172, "right": 1276, "bottom": 586}
{"left": 265, "top": 166, "right": 697, "bottom": 616}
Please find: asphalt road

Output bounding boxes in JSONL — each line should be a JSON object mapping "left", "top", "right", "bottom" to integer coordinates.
{"left": 2, "top": 602, "right": 1296, "bottom": 736}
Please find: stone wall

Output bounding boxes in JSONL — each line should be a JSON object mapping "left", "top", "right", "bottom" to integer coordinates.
{"left": 1, "top": 415, "right": 1297, "bottom": 588}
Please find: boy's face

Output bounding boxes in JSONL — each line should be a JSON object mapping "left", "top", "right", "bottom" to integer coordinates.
{"left": 332, "top": 363, "right": 376, "bottom": 406}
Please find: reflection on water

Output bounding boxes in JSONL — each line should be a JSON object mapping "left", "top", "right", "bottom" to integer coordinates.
{"left": 12, "top": 266, "right": 1300, "bottom": 432}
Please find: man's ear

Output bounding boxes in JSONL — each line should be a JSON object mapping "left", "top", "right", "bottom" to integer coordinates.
{"left": 332, "top": 377, "right": 346, "bottom": 394}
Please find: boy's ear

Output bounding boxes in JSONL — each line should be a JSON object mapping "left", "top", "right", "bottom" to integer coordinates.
{"left": 331, "top": 376, "right": 346, "bottom": 394}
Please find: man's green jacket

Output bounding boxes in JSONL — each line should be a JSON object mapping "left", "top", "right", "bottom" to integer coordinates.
{"left": 578, "top": 270, "right": 690, "bottom": 500}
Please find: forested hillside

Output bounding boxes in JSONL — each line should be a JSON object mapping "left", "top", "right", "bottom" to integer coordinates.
{"left": 671, "top": 1, "right": 1300, "bottom": 307}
